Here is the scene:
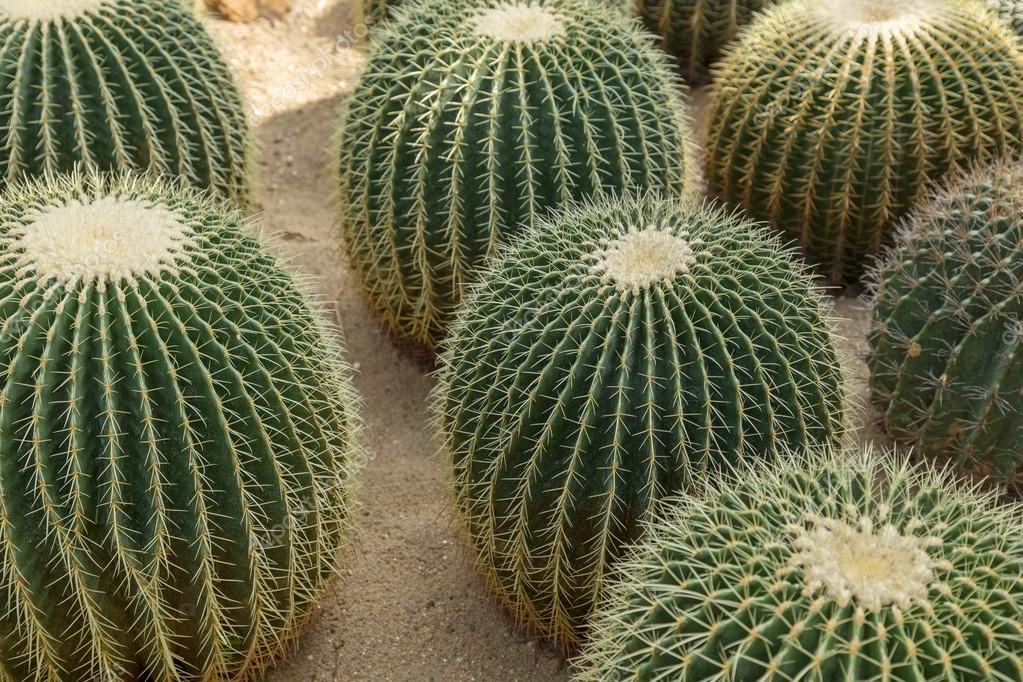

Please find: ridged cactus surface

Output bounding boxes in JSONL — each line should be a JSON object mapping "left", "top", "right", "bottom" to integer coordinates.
{"left": 635, "top": 0, "right": 777, "bottom": 84}
{"left": 707, "top": 0, "right": 1023, "bottom": 284}
{"left": 0, "top": 0, "right": 251, "bottom": 205}
{"left": 362, "top": 0, "right": 391, "bottom": 25}
{"left": 362, "top": 0, "right": 627, "bottom": 29}
{"left": 991, "top": 0, "right": 1023, "bottom": 35}
{"left": 869, "top": 159, "right": 1023, "bottom": 488}
{"left": 576, "top": 449, "right": 1023, "bottom": 681}
{"left": 338, "top": 0, "right": 698, "bottom": 349}
{"left": 0, "top": 173, "right": 360, "bottom": 681}
{"left": 435, "top": 196, "right": 844, "bottom": 647}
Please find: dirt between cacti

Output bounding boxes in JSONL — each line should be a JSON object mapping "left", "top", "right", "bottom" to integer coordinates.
{"left": 205, "top": 2, "right": 887, "bottom": 679}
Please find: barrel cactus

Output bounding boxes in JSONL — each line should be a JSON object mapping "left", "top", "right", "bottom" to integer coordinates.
{"left": 0, "top": 0, "right": 251, "bottom": 205}
{"left": 0, "top": 172, "right": 360, "bottom": 681}
{"left": 868, "top": 158, "right": 1023, "bottom": 489}
{"left": 338, "top": 0, "right": 698, "bottom": 349}
{"left": 575, "top": 448, "right": 1023, "bottom": 681}
{"left": 706, "top": 0, "right": 1023, "bottom": 285}
{"left": 635, "top": 0, "right": 777, "bottom": 84}
{"left": 434, "top": 195, "right": 845, "bottom": 647}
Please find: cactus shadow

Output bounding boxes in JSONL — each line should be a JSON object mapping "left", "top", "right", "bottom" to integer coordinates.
{"left": 259, "top": 95, "right": 438, "bottom": 374}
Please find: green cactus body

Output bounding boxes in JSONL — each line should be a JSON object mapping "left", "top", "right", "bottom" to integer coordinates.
{"left": 706, "top": 0, "right": 1023, "bottom": 284}
{"left": 362, "top": 0, "right": 391, "bottom": 25}
{"left": 0, "top": 173, "right": 360, "bottom": 681}
{"left": 635, "top": 0, "right": 777, "bottom": 84}
{"left": 868, "top": 159, "right": 1023, "bottom": 488}
{"left": 434, "top": 196, "right": 844, "bottom": 647}
{"left": 575, "top": 448, "right": 1023, "bottom": 681}
{"left": 338, "top": 0, "right": 698, "bottom": 349}
{"left": 0, "top": 0, "right": 251, "bottom": 205}
{"left": 362, "top": 0, "right": 628, "bottom": 29}
{"left": 991, "top": 0, "right": 1023, "bottom": 36}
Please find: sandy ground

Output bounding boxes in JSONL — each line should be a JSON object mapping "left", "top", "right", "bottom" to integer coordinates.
{"left": 203, "top": 3, "right": 884, "bottom": 679}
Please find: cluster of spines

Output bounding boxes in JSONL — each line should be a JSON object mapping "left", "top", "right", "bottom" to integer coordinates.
{"left": 706, "top": 0, "right": 1023, "bottom": 284}
{"left": 435, "top": 195, "right": 844, "bottom": 648}
{"left": 338, "top": 0, "right": 698, "bottom": 349}
{"left": 0, "top": 0, "right": 252, "bottom": 204}
{"left": 0, "top": 172, "right": 360, "bottom": 681}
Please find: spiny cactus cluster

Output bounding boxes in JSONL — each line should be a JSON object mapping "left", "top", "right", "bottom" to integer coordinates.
{"left": 869, "top": 158, "right": 1023, "bottom": 488}
{"left": 338, "top": 0, "right": 698, "bottom": 349}
{"left": 0, "top": 172, "right": 360, "bottom": 681}
{"left": 576, "top": 448, "right": 1023, "bottom": 681}
{"left": 707, "top": 0, "right": 1023, "bottom": 284}
{"left": 435, "top": 195, "right": 844, "bottom": 648}
{"left": 635, "top": 0, "right": 777, "bottom": 84}
{"left": 0, "top": 0, "right": 251, "bottom": 204}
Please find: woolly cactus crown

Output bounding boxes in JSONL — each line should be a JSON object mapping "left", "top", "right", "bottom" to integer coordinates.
{"left": 436, "top": 195, "right": 844, "bottom": 648}
{"left": 338, "top": 0, "right": 698, "bottom": 349}
{"left": 706, "top": 0, "right": 1023, "bottom": 284}
{"left": 0, "top": 172, "right": 360, "bottom": 681}
{"left": 0, "top": 0, "right": 251, "bottom": 204}
{"left": 868, "top": 157, "right": 1023, "bottom": 488}
{"left": 576, "top": 448, "right": 1023, "bottom": 681}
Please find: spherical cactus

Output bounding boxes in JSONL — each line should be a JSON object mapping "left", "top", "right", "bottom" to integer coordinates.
{"left": 575, "top": 448, "right": 1023, "bottom": 681}
{"left": 868, "top": 158, "right": 1023, "bottom": 489}
{"left": 706, "top": 0, "right": 1023, "bottom": 285}
{"left": 338, "top": 0, "right": 699, "bottom": 350}
{"left": 0, "top": 172, "right": 360, "bottom": 681}
{"left": 635, "top": 0, "right": 778, "bottom": 84}
{"left": 434, "top": 195, "right": 845, "bottom": 648}
{"left": 0, "top": 0, "right": 251, "bottom": 205}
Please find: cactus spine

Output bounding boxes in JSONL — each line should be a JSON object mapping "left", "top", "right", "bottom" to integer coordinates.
{"left": 576, "top": 448, "right": 1023, "bottom": 681}
{"left": 868, "top": 158, "right": 1023, "bottom": 488}
{"left": 363, "top": 0, "right": 627, "bottom": 29}
{"left": 706, "top": 0, "right": 1023, "bottom": 284}
{"left": 338, "top": 0, "right": 698, "bottom": 349}
{"left": 635, "top": 0, "right": 778, "bottom": 84}
{"left": 0, "top": 0, "right": 251, "bottom": 205}
{"left": 435, "top": 196, "right": 844, "bottom": 647}
{"left": 363, "top": 0, "right": 391, "bottom": 25}
{"left": 0, "top": 172, "right": 360, "bottom": 681}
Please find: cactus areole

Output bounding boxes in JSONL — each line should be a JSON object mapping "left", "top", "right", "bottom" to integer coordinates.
{"left": 0, "top": 173, "right": 360, "bottom": 681}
